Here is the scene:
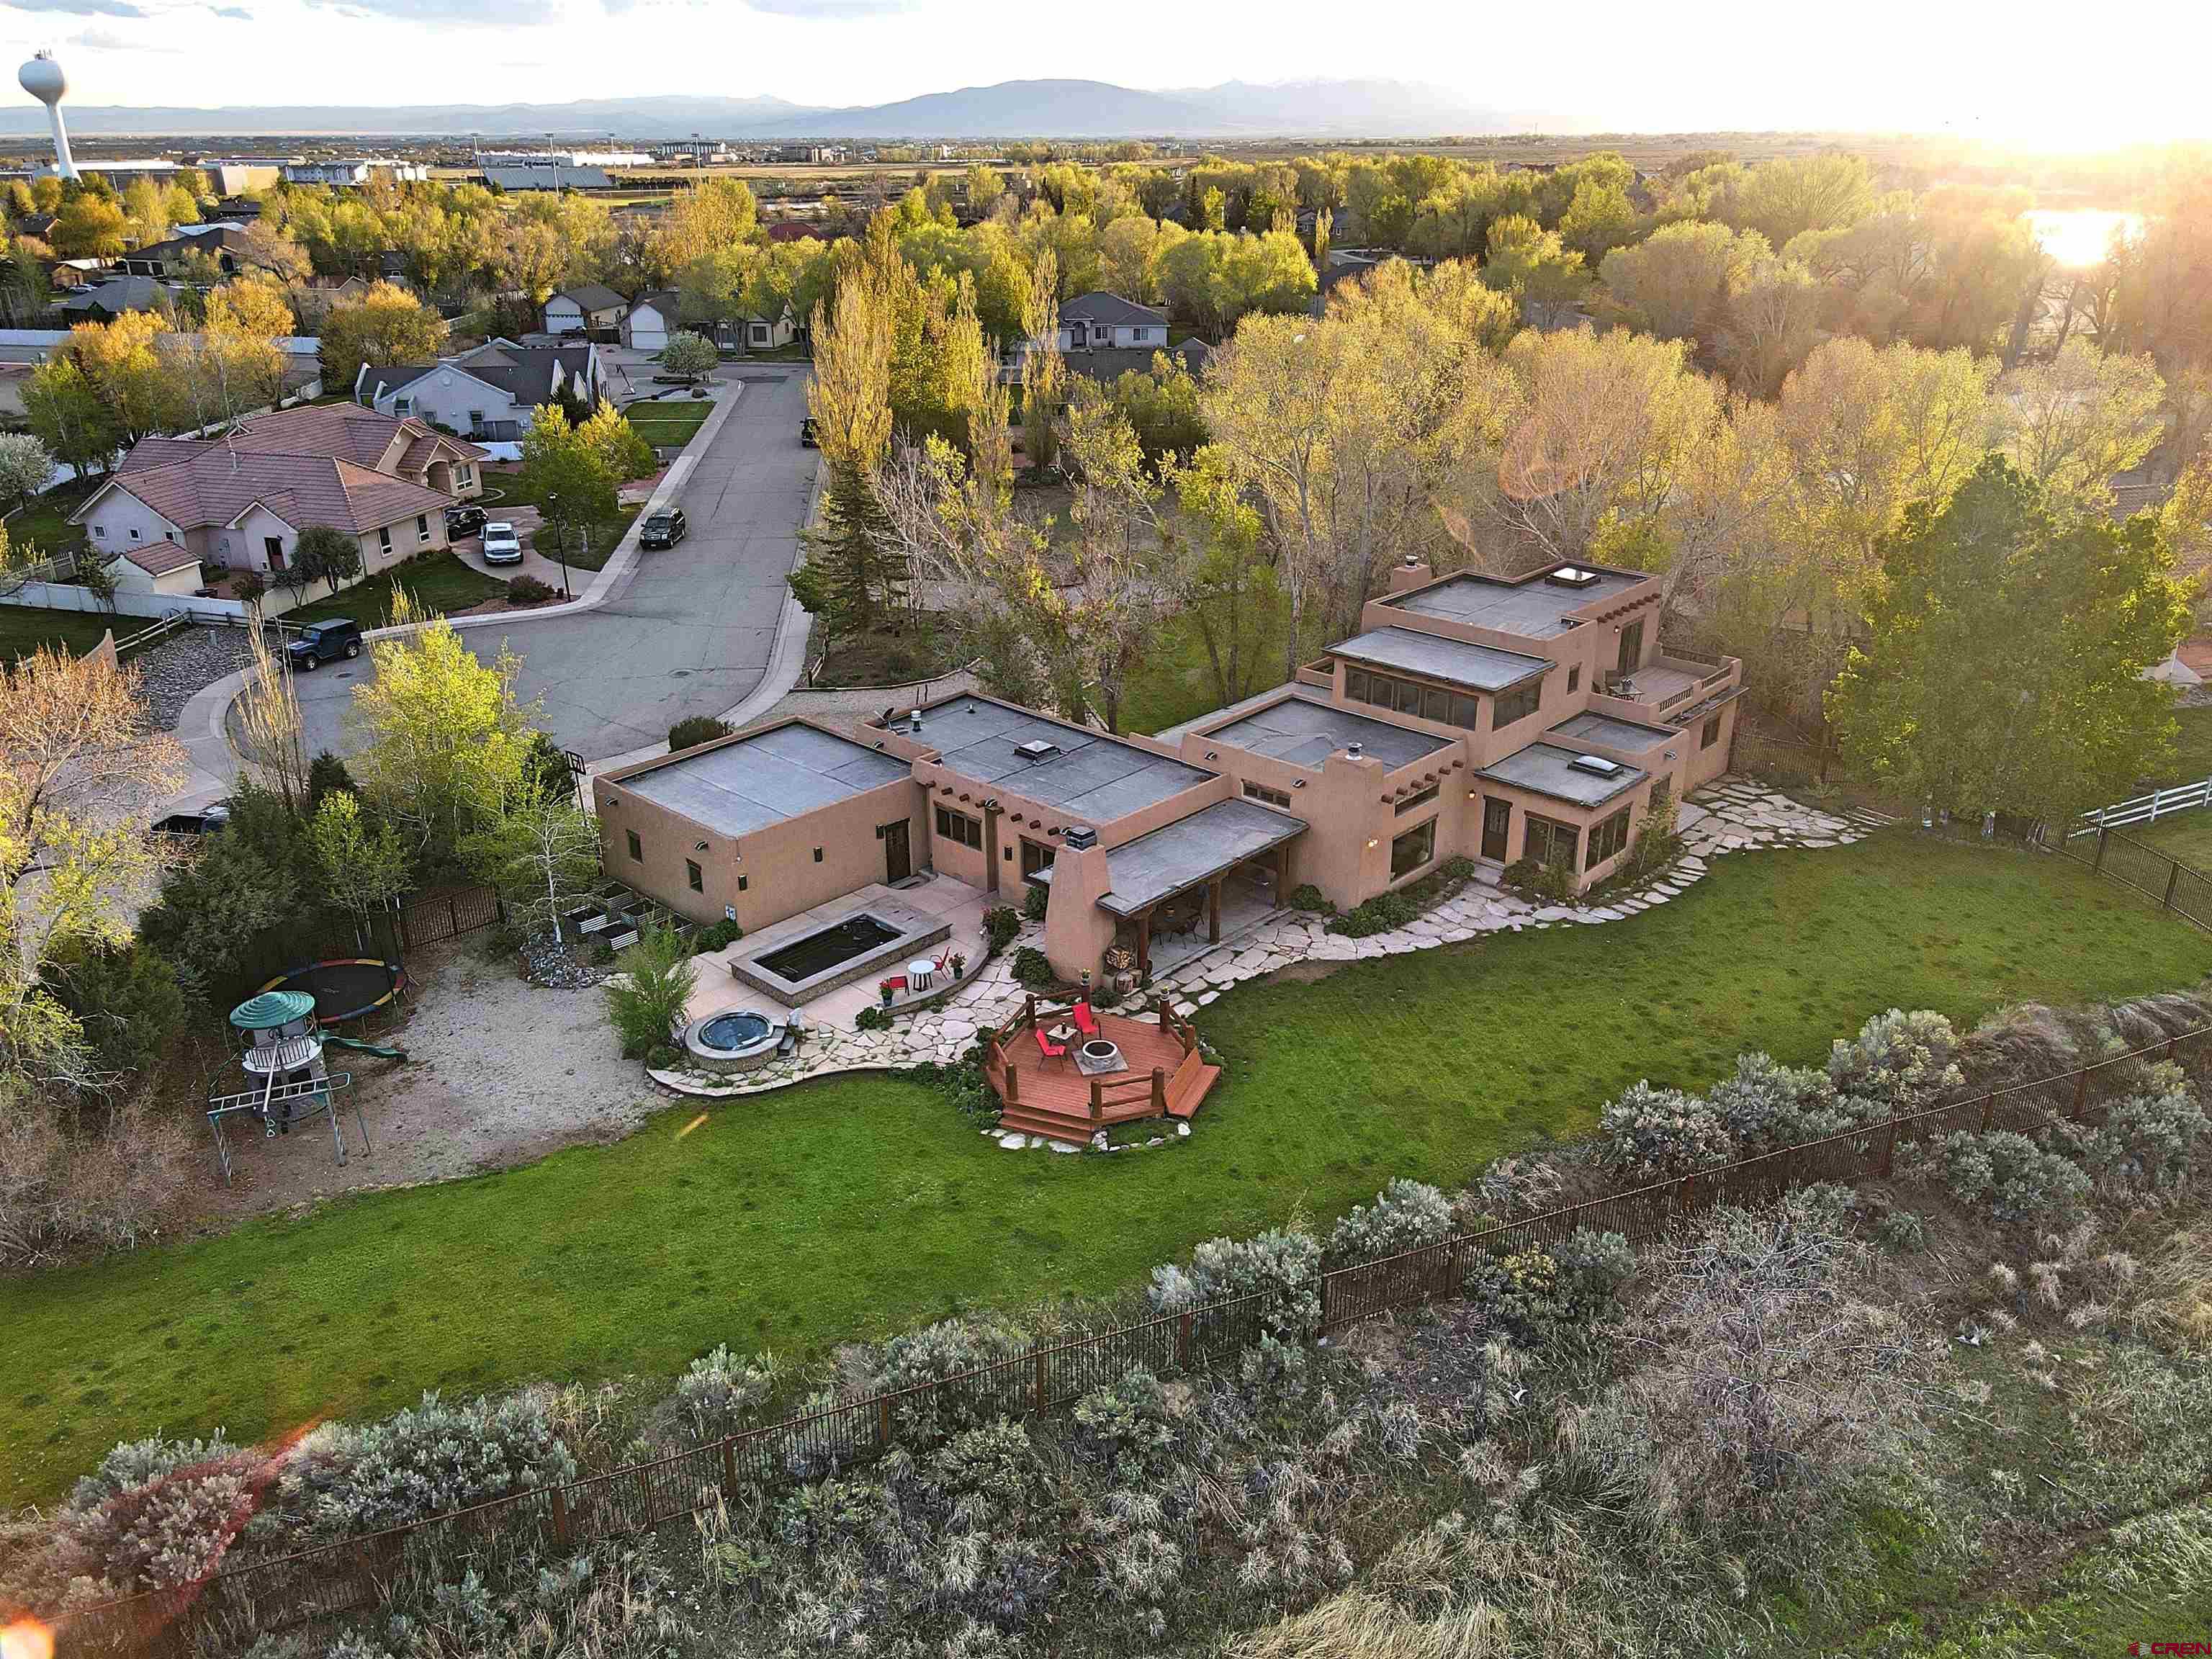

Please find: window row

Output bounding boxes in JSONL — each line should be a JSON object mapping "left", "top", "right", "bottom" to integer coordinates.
{"left": 1344, "top": 665, "right": 1548, "bottom": 734}
{"left": 1586, "top": 805, "right": 1630, "bottom": 867}
{"left": 935, "top": 805, "right": 982, "bottom": 850}
{"left": 1244, "top": 779, "right": 1292, "bottom": 809}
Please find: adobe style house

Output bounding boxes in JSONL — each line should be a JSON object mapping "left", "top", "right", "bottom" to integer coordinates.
{"left": 356, "top": 341, "right": 603, "bottom": 445}
{"left": 594, "top": 558, "right": 1742, "bottom": 990}
{"left": 71, "top": 403, "right": 483, "bottom": 587}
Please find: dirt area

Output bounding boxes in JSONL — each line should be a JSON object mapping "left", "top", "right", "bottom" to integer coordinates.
{"left": 182, "top": 935, "right": 661, "bottom": 1230}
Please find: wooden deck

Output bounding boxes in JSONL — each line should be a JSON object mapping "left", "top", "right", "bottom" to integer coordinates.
{"left": 984, "top": 997, "right": 1221, "bottom": 1146}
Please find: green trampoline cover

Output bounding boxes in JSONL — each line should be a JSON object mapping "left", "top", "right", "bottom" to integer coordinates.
{"left": 230, "top": 989, "right": 315, "bottom": 1030}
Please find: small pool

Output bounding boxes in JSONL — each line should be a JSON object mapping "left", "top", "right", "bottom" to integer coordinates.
{"left": 681, "top": 1007, "right": 785, "bottom": 1073}
{"left": 754, "top": 914, "right": 902, "bottom": 983}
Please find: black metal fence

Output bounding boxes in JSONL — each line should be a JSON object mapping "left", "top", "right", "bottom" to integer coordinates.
{"left": 2054, "top": 827, "right": 2212, "bottom": 933}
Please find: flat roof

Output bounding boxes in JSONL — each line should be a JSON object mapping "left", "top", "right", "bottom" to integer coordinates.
{"left": 916, "top": 696, "right": 1213, "bottom": 824}
{"left": 1207, "top": 691, "right": 1456, "bottom": 771}
{"left": 1478, "top": 741, "right": 1648, "bottom": 809}
{"left": 1548, "top": 711, "right": 1677, "bottom": 752}
{"left": 1095, "top": 797, "right": 1307, "bottom": 917}
{"left": 1386, "top": 565, "right": 1649, "bottom": 639}
{"left": 1334, "top": 626, "right": 1550, "bottom": 692}
{"left": 616, "top": 722, "right": 912, "bottom": 837}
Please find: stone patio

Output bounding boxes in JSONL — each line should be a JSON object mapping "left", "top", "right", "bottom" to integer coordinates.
{"left": 644, "top": 776, "right": 1897, "bottom": 1123}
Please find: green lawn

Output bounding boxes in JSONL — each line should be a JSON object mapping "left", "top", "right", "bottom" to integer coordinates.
{"left": 3, "top": 475, "right": 99, "bottom": 563}
{"left": 3, "top": 835, "right": 2205, "bottom": 1502}
{"left": 621, "top": 396, "right": 714, "bottom": 449}
{"left": 2168, "top": 703, "right": 2212, "bottom": 783}
{"left": 1118, "top": 591, "right": 1295, "bottom": 737}
{"left": 0, "top": 604, "right": 120, "bottom": 663}
{"left": 282, "top": 552, "right": 511, "bottom": 631}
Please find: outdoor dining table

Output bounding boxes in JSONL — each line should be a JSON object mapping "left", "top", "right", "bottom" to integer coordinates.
{"left": 906, "top": 957, "right": 939, "bottom": 992}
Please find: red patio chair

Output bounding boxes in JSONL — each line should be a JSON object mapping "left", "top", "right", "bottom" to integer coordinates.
{"left": 1033, "top": 1025, "right": 1069, "bottom": 1067}
{"left": 1071, "top": 999, "right": 1101, "bottom": 1040}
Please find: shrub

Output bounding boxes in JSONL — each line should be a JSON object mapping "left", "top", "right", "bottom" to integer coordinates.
{"left": 1148, "top": 1226, "right": 1322, "bottom": 1337}
{"left": 855, "top": 1004, "right": 892, "bottom": 1032}
{"left": 2087, "top": 1064, "right": 2209, "bottom": 1200}
{"left": 694, "top": 917, "right": 742, "bottom": 952}
{"left": 1830, "top": 1008, "right": 1964, "bottom": 1115}
{"left": 1326, "top": 889, "right": 1419, "bottom": 937}
{"left": 1462, "top": 1231, "right": 1632, "bottom": 1344}
{"left": 1599, "top": 1080, "right": 1734, "bottom": 1179}
{"left": 859, "top": 1314, "right": 1031, "bottom": 1439}
{"left": 505, "top": 573, "right": 557, "bottom": 604}
{"left": 1287, "top": 883, "right": 1334, "bottom": 914}
{"left": 667, "top": 715, "right": 734, "bottom": 752}
{"left": 1936, "top": 1130, "right": 2092, "bottom": 1228}
{"left": 983, "top": 906, "right": 1020, "bottom": 956}
{"left": 1012, "top": 946, "right": 1054, "bottom": 990}
{"left": 675, "top": 1345, "right": 778, "bottom": 1441}
{"left": 603, "top": 923, "right": 697, "bottom": 1060}
{"left": 1326, "top": 1178, "right": 1455, "bottom": 1265}
{"left": 1874, "top": 1207, "right": 1929, "bottom": 1252}
{"left": 55, "top": 1434, "right": 260, "bottom": 1593}
{"left": 40, "top": 936, "right": 187, "bottom": 1091}
{"left": 1710, "top": 1051, "right": 1853, "bottom": 1154}
{"left": 305, "top": 749, "right": 357, "bottom": 811}
{"left": 277, "top": 1390, "right": 577, "bottom": 1539}
{"left": 1502, "top": 855, "right": 1577, "bottom": 904}
{"left": 1071, "top": 1366, "right": 1178, "bottom": 1481}
{"left": 1022, "top": 881, "right": 1049, "bottom": 922}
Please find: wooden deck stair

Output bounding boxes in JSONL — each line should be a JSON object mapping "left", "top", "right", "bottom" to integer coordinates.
{"left": 984, "top": 997, "right": 1221, "bottom": 1146}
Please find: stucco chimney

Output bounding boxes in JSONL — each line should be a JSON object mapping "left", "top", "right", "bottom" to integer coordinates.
{"left": 1387, "top": 554, "right": 1433, "bottom": 594}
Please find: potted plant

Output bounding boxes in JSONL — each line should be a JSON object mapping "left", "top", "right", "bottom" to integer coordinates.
{"left": 878, "top": 979, "right": 896, "bottom": 1006}
{"left": 950, "top": 952, "right": 967, "bottom": 980}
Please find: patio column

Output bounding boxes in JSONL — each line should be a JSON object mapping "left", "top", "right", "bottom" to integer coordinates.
{"left": 1136, "top": 909, "right": 1151, "bottom": 978}
{"left": 1208, "top": 876, "right": 1222, "bottom": 942}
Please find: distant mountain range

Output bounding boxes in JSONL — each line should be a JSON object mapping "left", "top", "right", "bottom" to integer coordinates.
{"left": 0, "top": 79, "right": 1545, "bottom": 141}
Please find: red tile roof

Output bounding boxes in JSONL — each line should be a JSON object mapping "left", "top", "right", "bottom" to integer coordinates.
{"left": 117, "top": 538, "right": 199, "bottom": 577}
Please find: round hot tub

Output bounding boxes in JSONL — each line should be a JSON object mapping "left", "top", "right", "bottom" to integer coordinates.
{"left": 683, "top": 1008, "right": 786, "bottom": 1073}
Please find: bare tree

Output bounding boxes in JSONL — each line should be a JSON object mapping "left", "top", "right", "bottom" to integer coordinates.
{"left": 234, "top": 624, "right": 309, "bottom": 816}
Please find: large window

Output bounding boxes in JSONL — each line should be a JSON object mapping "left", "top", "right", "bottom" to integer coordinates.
{"left": 935, "top": 804, "right": 981, "bottom": 850}
{"left": 1390, "top": 817, "right": 1437, "bottom": 880}
{"left": 1244, "top": 779, "right": 1291, "bottom": 809}
{"left": 1524, "top": 814, "right": 1580, "bottom": 871}
{"left": 1345, "top": 665, "right": 1481, "bottom": 729}
{"left": 1492, "top": 677, "right": 1542, "bottom": 730}
{"left": 1020, "top": 837, "right": 1055, "bottom": 879}
{"left": 1587, "top": 806, "right": 1630, "bottom": 867}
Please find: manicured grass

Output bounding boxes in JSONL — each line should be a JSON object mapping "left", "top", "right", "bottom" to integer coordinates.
{"left": 3, "top": 476, "right": 98, "bottom": 562}
{"left": 0, "top": 604, "right": 120, "bottom": 663}
{"left": 2, "top": 835, "right": 2204, "bottom": 1501}
{"left": 282, "top": 552, "right": 511, "bottom": 631}
{"left": 621, "top": 397, "right": 714, "bottom": 448}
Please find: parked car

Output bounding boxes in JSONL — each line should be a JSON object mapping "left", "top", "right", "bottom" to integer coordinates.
{"left": 152, "top": 801, "right": 230, "bottom": 840}
{"left": 286, "top": 618, "right": 362, "bottom": 672}
{"left": 800, "top": 416, "right": 818, "bottom": 448}
{"left": 481, "top": 522, "right": 523, "bottom": 565}
{"left": 445, "top": 503, "right": 487, "bottom": 538}
{"left": 639, "top": 508, "right": 688, "bottom": 549}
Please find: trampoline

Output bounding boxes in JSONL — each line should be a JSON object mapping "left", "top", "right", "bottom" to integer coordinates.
{"left": 258, "top": 958, "right": 407, "bottom": 1025}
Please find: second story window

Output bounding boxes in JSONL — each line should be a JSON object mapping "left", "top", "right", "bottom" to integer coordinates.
{"left": 1492, "top": 678, "right": 1542, "bottom": 730}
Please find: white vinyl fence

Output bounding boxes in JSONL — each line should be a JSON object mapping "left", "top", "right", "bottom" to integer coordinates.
{"left": 2072, "top": 777, "right": 2212, "bottom": 837}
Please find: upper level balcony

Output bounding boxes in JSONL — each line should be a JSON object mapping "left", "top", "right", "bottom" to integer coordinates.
{"left": 1588, "top": 647, "right": 1743, "bottom": 726}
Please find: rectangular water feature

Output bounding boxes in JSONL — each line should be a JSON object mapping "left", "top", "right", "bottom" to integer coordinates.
{"left": 730, "top": 896, "right": 950, "bottom": 1003}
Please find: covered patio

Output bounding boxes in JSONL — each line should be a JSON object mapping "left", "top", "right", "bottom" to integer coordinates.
{"left": 1044, "top": 796, "right": 1305, "bottom": 980}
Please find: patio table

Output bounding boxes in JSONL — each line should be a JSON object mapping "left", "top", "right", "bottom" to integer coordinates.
{"left": 1046, "top": 1022, "right": 1078, "bottom": 1046}
{"left": 906, "top": 958, "right": 938, "bottom": 992}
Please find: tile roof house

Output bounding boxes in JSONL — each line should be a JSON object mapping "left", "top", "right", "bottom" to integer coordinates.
{"left": 117, "top": 225, "right": 261, "bottom": 279}
{"left": 71, "top": 403, "right": 483, "bottom": 599}
{"left": 102, "top": 536, "right": 204, "bottom": 598}
{"left": 57, "top": 274, "right": 176, "bottom": 323}
{"left": 356, "top": 339, "right": 603, "bottom": 446}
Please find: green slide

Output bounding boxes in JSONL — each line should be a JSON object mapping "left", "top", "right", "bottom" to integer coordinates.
{"left": 325, "top": 1035, "right": 408, "bottom": 1060}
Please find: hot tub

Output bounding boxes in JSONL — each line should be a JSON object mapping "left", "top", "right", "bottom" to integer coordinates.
{"left": 682, "top": 1007, "right": 786, "bottom": 1073}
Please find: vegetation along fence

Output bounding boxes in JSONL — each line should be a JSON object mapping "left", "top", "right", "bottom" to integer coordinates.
{"left": 59, "top": 1020, "right": 2212, "bottom": 1655}
{"left": 392, "top": 884, "right": 503, "bottom": 951}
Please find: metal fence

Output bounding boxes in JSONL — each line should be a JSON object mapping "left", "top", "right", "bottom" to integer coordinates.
{"left": 2074, "top": 775, "right": 2212, "bottom": 837}
{"left": 2054, "top": 827, "right": 2212, "bottom": 934}
{"left": 394, "top": 885, "right": 503, "bottom": 951}
{"left": 56, "top": 1018, "right": 2210, "bottom": 1654}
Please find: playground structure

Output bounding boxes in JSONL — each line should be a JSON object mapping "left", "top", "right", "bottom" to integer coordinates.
{"left": 204, "top": 989, "right": 376, "bottom": 1185}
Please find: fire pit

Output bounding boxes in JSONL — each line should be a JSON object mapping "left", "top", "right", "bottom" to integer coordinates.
{"left": 1074, "top": 1038, "right": 1125, "bottom": 1076}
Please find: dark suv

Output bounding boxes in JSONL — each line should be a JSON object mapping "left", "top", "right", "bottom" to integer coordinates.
{"left": 800, "top": 415, "right": 819, "bottom": 448}
{"left": 286, "top": 618, "right": 363, "bottom": 671}
{"left": 445, "top": 503, "right": 487, "bottom": 538}
{"left": 639, "top": 508, "right": 688, "bottom": 549}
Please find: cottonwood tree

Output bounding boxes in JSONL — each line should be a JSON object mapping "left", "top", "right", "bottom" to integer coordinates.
{"left": 0, "top": 647, "right": 184, "bottom": 1088}
{"left": 234, "top": 624, "right": 310, "bottom": 814}
{"left": 1601, "top": 220, "right": 1768, "bottom": 342}
{"left": 1828, "top": 456, "right": 2190, "bottom": 824}
{"left": 22, "top": 357, "right": 119, "bottom": 484}
{"left": 1055, "top": 388, "right": 1180, "bottom": 732}
{"left": 349, "top": 593, "right": 535, "bottom": 866}
{"left": 2161, "top": 449, "right": 2212, "bottom": 616}
{"left": 308, "top": 788, "right": 410, "bottom": 950}
{"left": 1999, "top": 338, "right": 2166, "bottom": 516}
{"left": 318, "top": 282, "right": 447, "bottom": 397}
{"left": 1018, "top": 251, "right": 1064, "bottom": 472}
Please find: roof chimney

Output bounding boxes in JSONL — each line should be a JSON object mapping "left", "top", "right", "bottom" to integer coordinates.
{"left": 1063, "top": 824, "right": 1097, "bottom": 850}
{"left": 909, "top": 709, "right": 923, "bottom": 734}
{"left": 1346, "top": 741, "right": 1362, "bottom": 759}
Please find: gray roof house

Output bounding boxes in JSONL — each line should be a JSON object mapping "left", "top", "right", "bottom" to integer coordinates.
{"left": 544, "top": 283, "right": 627, "bottom": 336}
{"left": 357, "top": 340, "right": 603, "bottom": 448}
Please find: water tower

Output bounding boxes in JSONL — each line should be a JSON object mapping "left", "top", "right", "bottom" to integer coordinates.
{"left": 18, "top": 50, "right": 78, "bottom": 181}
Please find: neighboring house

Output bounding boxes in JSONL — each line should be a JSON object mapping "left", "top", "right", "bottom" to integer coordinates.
{"left": 102, "top": 537, "right": 202, "bottom": 598}
{"left": 1055, "top": 292, "right": 1169, "bottom": 354}
{"left": 594, "top": 557, "right": 1745, "bottom": 989}
{"left": 117, "top": 225, "right": 257, "bottom": 279}
{"left": 57, "top": 274, "right": 176, "bottom": 323}
{"left": 358, "top": 339, "right": 603, "bottom": 444}
{"left": 621, "top": 292, "right": 683, "bottom": 353}
{"left": 68, "top": 403, "right": 483, "bottom": 591}
{"left": 544, "top": 283, "right": 626, "bottom": 336}
{"left": 281, "top": 160, "right": 429, "bottom": 186}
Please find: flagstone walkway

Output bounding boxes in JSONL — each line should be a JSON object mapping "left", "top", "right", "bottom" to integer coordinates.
{"left": 645, "top": 778, "right": 1895, "bottom": 1123}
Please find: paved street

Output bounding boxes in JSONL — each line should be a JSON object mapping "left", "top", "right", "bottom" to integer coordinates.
{"left": 289, "top": 368, "right": 817, "bottom": 765}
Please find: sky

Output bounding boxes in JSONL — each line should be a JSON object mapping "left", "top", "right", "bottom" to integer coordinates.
{"left": 3, "top": 0, "right": 2210, "bottom": 145}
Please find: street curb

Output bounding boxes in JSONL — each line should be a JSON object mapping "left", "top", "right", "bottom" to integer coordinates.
{"left": 163, "top": 381, "right": 750, "bottom": 814}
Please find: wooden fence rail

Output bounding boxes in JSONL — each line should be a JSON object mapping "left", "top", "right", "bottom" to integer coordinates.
{"left": 56, "top": 1016, "right": 2210, "bottom": 1653}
